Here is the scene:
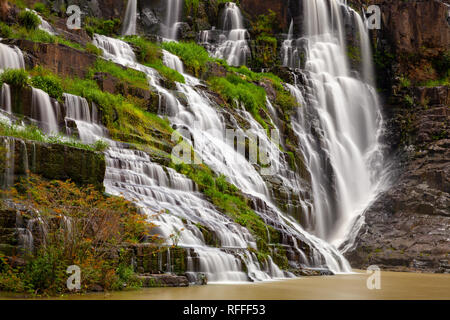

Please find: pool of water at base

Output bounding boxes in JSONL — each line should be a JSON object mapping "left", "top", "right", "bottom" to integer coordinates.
{"left": 1, "top": 271, "right": 449, "bottom": 300}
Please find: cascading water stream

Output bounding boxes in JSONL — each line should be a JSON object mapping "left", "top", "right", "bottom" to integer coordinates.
{"left": 163, "top": 0, "right": 183, "bottom": 40}
{"left": 63, "top": 93, "right": 110, "bottom": 144}
{"left": 0, "top": 43, "right": 25, "bottom": 115}
{"left": 92, "top": 33, "right": 351, "bottom": 279}
{"left": 1, "top": 83, "right": 12, "bottom": 114}
{"left": 0, "top": 43, "right": 25, "bottom": 72}
{"left": 200, "top": 2, "right": 250, "bottom": 66}
{"left": 90, "top": 34, "right": 294, "bottom": 282}
{"left": 26, "top": 9, "right": 56, "bottom": 35}
{"left": 282, "top": 0, "right": 386, "bottom": 246}
{"left": 31, "top": 88, "right": 59, "bottom": 134}
{"left": 121, "top": 0, "right": 137, "bottom": 36}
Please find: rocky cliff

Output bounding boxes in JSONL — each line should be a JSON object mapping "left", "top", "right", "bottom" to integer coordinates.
{"left": 0, "top": 0, "right": 448, "bottom": 279}
{"left": 341, "top": 0, "right": 450, "bottom": 273}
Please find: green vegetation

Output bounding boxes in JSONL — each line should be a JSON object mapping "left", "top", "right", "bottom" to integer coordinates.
{"left": 123, "top": 36, "right": 162, "bottom": 64}
{"left": 416, "top": 51, "right": 450, "bottom": 87}
{"left": 123, "top": 36, "right": 185, "bottom": 84}
{"left": 18, "top": 10, "right": 40, "bottom": 31}
{"left": 45, "top": 69, "right": 175, "bottom": 153}
{"left": 404, "top": 94, "right": 414, "bottom": 107}
{"left": 85, "top": 17, "right": 121, "bottom": 37}
{"left": 209, "top": 74, "right": 266, "bottom": 117}
{"left": 30, "top": 67, "right": 64, "bottom": 100}
{"left": 347, "top": 45, "right": 362, "bottom": 64}
{"left": 0, "top": 21, "right": 13, "bottom": 38}
{"left": 86, "top": 43, "right": 103, "bottom": 56}
{"left": 1, "top": 8, "right": 84, "bottom": 51}
{"left": 148, "top": 61, "right": 186, "bottom": 84}
{"left": 419, "top": 78, "right": 450, "bottom": 87}
{"left": 161, "top": 41, "right": 211, "bottom": 77}
{"left": 171, "top": 162, "right": 279, "bottom": 257}
{"left": 252, "top": 9, "right": 280, "bottom": 36}
{"left": 399, "top": 76, "right": 411, "bottom": 88}
{"left": 88, "top": 59, "right": 150, "bottom": 90}
{"left": 0, "top": 174, "right": 157, "bottom": 295}
{"left": 0, "top": 69, "right": 29, "bottom": 88}
{"left": 209, "top": 65, "right": 297, "bottom": 126}
{"left": 0, "top": 121, "right": 107, "bottom": 152}
{"left": 251, "top": 10, "right": 279, "bottom": 68}
{"left": 11, "top": 26, "right": 84, "bottom": 51}
{"left": 184, "top": 0, "right": 232, "bottom": 17}
{"left": 33, "top": 2, "right": 51, "bottom": 19}
{"left": 7, "top": 0, "right": 27, "bottom": 9}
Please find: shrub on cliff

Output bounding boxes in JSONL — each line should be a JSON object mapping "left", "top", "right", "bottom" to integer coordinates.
{"left": 33, "top": 2, "right": 50, "bottom": 19}
{"left": 31, "top": 73, "right": 63, "bottom": 100}
{"left": 0, "top": 69, "right": 29, "bottom": 88}
{"left": 0, "top": 174, "right": 161, "bottom": 295}
{"left": 161, "top": 41, "right": 211, "bottom": 77}
{"left": 0, "top": 21, "right": 12, "bottom": 38}
{"left": 85, "top": 17, "right": 121, "bottom": 37}
{"left": 209, "top": 74, "right": 266, "bottom": 119}
{"left": 86, "top": 43, "right": 103, "bottom": 56}
{"left": 123, "top": 36, "right": 161, "bottom": 65}
{"left": 18, "top": 10, "right": 40, "bottom": 31}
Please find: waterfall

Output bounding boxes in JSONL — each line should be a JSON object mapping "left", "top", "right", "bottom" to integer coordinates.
{"left": 282, "top": 0, "right": 386, "bottom": 246}
{"left": 1, "top": 137, "right": 15, "bottom": 190}
{"left": 163, "top": 0, "right": 183, "bottom": 40}
{"left": 31, "top": 88, "right": 59, "bottom": 134}
{"left": 92, "top": 34, "right": 351, "bottom": 280}
{"left": 93, "top": 34, "right": 138, "bottom": 66}
{"left": 201, "top": 2, "right": 250, "bottom": 66}
{"left": 121, "top": 0, "right": 137, "bottom": 36}
{"left": 0, "top": 43, "right": 25, "bottom": 71}
{"left": 26, "top": 9, "right": 56, "bottom": 35}
{"left": 63, "top": 93, "right": 110, "bottom": 144}
{"left": 1, "top": 83, "right": 11, "bottom": 113}
{"left": 0, "top": 44, "right": 24, "bottom": 116}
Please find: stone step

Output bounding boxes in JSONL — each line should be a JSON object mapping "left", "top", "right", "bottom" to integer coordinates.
{"left": 136, "top": 274, "right": 189, "bottom": 288}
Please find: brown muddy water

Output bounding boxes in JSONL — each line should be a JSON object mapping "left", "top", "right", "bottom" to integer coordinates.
{"left": 1, "top": 271, "right": 449, "bottom": 300}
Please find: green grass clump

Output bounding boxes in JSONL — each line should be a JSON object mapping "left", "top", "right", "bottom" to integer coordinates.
{"left": 85, "top": 17, "right": 121, "bottom": 37}
{"left": 86, "top": 43, "right": 103, "bottom": 56}
{"left": 209, "top": 74, "right": 266, "bottom": 115}
{"left": 30, "top": 68, "right": 64, "bottom": 100}
{"left": 33, "top": 2, "right": 51, "bottom": 18}
{"left": 0, "top": 69, "right": 29, "bottom": 88}
{"left": 419, "top": 78, "right": 450, "bottom": 87}
{"left": 0, "top": 22, "right": 12, "bottom": 38}
{"left": 123, "top": 36, "right": 162, "bottom": 64}
{"left": 11, "top": 27, "right": 84, "bottom": 51}
{"left": 89, "top": 59, "right": 150, "bottom": 90}
{"left": 18, "top": 10, "right": 40, "bottom": 31}
{"left": 0, "top": 121, "right": 99, "bottom": 152}
{"left": 161, "top": 41, "right": 211, "bottom": 77}
{"left": 60, "top": 75, "right": 174, "bottom": 150}
{"left": 399, "top": 76, "right": 411, "bottom": 88}
{"left": 121, "top": 36, "right": 185, "bottom": 84}
{"left": 147, "top": 61, "right": 185, "bottom": 84}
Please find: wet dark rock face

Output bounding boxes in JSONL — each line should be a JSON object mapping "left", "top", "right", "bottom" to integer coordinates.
{"left": 0, "top": 136, "right": 106, "bottom": 191}
{"left": 344, "top": 86, "right": 450, "bottom": 273}
{"left": 342, "top": 0, "right": 450, "bottom": 273}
